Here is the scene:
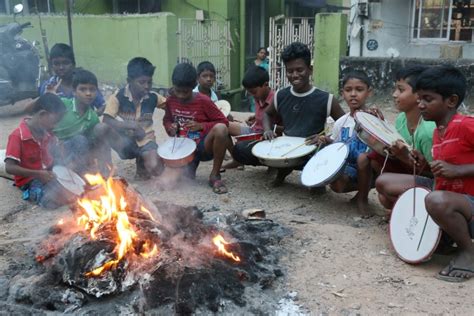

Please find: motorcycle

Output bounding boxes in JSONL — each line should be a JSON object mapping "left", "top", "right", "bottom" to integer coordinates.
{"left": 0, "top": 4, "right": 41, "bottom": 106}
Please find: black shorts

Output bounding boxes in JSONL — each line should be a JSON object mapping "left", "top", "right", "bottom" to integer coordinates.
{"left": 116, "top": 136, "right": 158, "bottom": 160}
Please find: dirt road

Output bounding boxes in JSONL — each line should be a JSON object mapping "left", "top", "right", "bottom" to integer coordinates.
{"left": 0, "top": 100, "right": 472, "bottom": 314}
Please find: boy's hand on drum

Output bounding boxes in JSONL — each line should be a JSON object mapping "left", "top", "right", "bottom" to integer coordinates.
{"left": 37, "top": 170, "right": 55, "bottom": 183}
{"left": 389, "top": 140, "right": 409, "bottom": 158}
{"left": 184, "top": 121, "right": 203, "bottom": 132}
{"left": 306, "top": 135, "right": 331, "bottom": 146}
{"left": 366, "top": 107, "right": 385, "bottom": 121}
{"left": 168, "top": 123, "right": 178, "bottom": 136}
{"left": 263, "top": 129, "right": 276, "bottom": 140}
{"left": 409, "top": 149, "right": 427, "bottom": 168}
{"left": 246, "top": 115, "right": 256, "bottom": 126}
{"left": 430, "top": 160, "right": 460, "bottom": 178}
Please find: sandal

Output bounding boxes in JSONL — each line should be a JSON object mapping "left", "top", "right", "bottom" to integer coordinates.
{"left": 209, "top": 177, "right": 228, "bottom": 194}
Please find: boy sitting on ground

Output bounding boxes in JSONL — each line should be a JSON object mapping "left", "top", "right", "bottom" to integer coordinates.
{"left": 39, "top": 43, "right": 106, "bottom": 113}
{"left": 413, "top": 65, "right": 474, "bottom": 282}
{"left": 370, "top": 65, "right": 436, "bottom": 212}
{"left": 311, "top": 70, "right": 372, "bottom": 213}
{"left": 5, "top": 93, "right": 67, "bottom": 208}
{"left": 103, "top": 57, "right": 165, "bottom": 180}
{"left": 52, "top": 68, "right": 111, "bottom": 175}
{"left": 233, "top": 42, "right": 345, "bottom": 186}
{"left": 225, "top": 65, "right": 278, "bottom": 169}
{"left": 163, "top": 63, "right": 232, "bottom": 194}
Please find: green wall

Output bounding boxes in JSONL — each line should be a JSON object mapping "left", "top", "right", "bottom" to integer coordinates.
{"left": 313, "top": 13, "right": 347, "bottom": 95}
{"left": 0, "top": 13, "right": 178, "bottom": 87}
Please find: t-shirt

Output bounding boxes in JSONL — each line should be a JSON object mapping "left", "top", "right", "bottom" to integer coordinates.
{"left": 163, "top": 92, "right": 228, "bottom": 142}
{"left": 253, "top": 90, "right": 275, "bottom": 133}
{"left": 53, "top": 98, "right": 100, "bottom": 140}
{"left": 331, "top": 113, "right": 368, "bottom": 164}
{"left": 274, "top": 86, "right": 333, "bottom": 137}
{"left": 193, "top": 85, "right": 218, "bottom": 102}
{"left": 432, "top": 113, "right": 474, "bottom": 195}
{"left": 395, "top": 113, "right": 435, "bottom": 162}
{"left": 39, "top": 75, "right": 105, "bottom": 110}
{"left": 104, "top": 85, "right": 166, "bottom": 147}
{"left": 5, "top": 119, "right": 56, "bottom": 187}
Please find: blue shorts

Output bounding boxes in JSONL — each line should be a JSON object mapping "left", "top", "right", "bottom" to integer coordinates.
{"left": 195, "top": 136, "right": 213, "bottom": 162}
{"left": 20, "top": 179, "right": 71, "bottom": 209}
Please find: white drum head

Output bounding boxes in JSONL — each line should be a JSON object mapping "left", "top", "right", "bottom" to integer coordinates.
{"left": 252, "top": 136, "right": 316, "bottom": 160}
{"left": 158, "top": 137, "right": 197, "bottom": 160}
{"left": 0, "top": 149, "right": 13, "bottom": 180}
{"left": 390, "top": 187, "right": 441, "bottom": 264}
{"left": 52, "top": 165, "right": 85, "bottom": 196}
{"left": 354, "top": 112, "right": 403, "bottom": 146}
{"left": 301, "top": 143, "right": 349, "bottom": 187}
{"left": 215, "top": 100, "right": 231, "bottom": 117}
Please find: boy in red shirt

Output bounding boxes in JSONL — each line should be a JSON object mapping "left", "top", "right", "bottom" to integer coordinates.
{"left": 416, "top": 65, "right": 474, "bottom": 282}
{"left": 5, "top": 93, "right": 67, "bottom": 208}
{"left": 163, "top": 63, "right": 231, "bottom": 194}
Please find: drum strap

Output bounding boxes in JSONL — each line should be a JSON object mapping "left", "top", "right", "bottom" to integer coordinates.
{"left": 379, "top": 149, "right": 390, "bottom": 175}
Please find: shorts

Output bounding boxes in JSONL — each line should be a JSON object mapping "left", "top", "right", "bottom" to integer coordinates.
{"left": 20, "top": 179, "right": 70, "bottom": 209}
{"left": 343, "top": 163, "right": 358, "bottom": 183}
{"left": 414, "top": 176, "right": 434, "bottom": 190}
{"left": 116, "top": 136, "right": 158, "bottom": 160}
{"left": 195, "top": 136, "right": 213, "bottom": 162}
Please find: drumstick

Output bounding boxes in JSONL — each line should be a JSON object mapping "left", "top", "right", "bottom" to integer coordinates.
{"left": 417, "top": 213, "right": 429, "bottom": 251}
{"left": 412, "top": 132, "right": 416, "bottom": 218}
{"left": 280, "top": 141, "right": 311, "bottom": 157}
{"left": 267, "top": 124, "right": 277, "bottom": 155}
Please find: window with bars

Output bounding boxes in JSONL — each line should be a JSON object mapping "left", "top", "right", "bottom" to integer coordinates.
{"left": 412, "top": 0, "right": 474, "bottom": 41}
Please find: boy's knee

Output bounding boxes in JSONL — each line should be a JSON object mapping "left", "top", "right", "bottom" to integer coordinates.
{"left": 212, "top": 123, "right": 229, "bottom": 137}
{"left": 357, "top": 153, "right": 369, "bottom": 168}
{"left": 425, "top": 191, "right": 449, "bottom": 216}
{"left": 375, "top": 175, "right": 387, "bottom": 193}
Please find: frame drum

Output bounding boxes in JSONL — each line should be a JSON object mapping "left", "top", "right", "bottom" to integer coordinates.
{"left": 390, "top": 187, "right": 441, "bottom": 264}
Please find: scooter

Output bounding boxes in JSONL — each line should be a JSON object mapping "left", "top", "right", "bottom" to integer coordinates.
{"left": 0, "top": 4, "right": 41, "bottom": 106}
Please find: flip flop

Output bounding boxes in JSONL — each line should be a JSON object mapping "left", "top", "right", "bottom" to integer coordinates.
{"left": 436, "top": 262, "right": 474, "bottom": 283}
{"left": 209, "top": 178, "right": 228, "bottom": 194}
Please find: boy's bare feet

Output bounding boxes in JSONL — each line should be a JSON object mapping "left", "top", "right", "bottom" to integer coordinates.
{"left": 271, "top": 168, "right": 292, "bottom": 187}
{"left": 437, "top": 249, "right": 474, "bottom": 282}
{"left": 222, "top": 160, "right": 242, "bottom": 170}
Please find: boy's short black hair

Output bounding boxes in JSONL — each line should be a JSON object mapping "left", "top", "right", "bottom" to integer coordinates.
{"left": 31, "top": 93, "right": 66, "bottom": 114}
{"left": 50, "top": 43, "right": 75, "bottom": 65}
{"left": 72, "top": 68, "right": 98, "bottom": 89}
{"left": 281, "top": 42, "right": 311, "bottom": 67}
{"left": 172, "top": 63, "right": 197, "bottom": 88}
{"left": 242, "top": 65, "right": 269, "bottom": 89}
{"left": 257, "top": 47, "right": 267, "bottom": 53}
{"left": 342, "top": 70, "right": 371, "bottom": 88}
{"left": 127, "top": 57, "right": 156, "bottom": 79}
{"left": 395, "top": 65, "right": 429, "bottom": 89}
{"left": 196, "top": 61, "right": 216, "bottom": 75}
{"left": 415, "top": 65, "right": 467, "bottom": 107}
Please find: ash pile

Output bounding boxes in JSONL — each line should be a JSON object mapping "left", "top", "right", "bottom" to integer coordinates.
{"left": 1, "top": 176, "right": 290, "bottom": 314}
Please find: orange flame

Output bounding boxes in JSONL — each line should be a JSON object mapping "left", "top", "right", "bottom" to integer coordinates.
{"left": 57, "top": 218, "right": 64, "bottom": 225}
{"left": 212, "top": 234, "right": 241, "bottom": 262}
{"left": 76, "top": 174, "right": 159, "bottom": 277}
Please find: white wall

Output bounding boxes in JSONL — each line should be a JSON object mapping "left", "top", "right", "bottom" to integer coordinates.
{"left": 348, "top": 0, "right": 474, "bottom": 59}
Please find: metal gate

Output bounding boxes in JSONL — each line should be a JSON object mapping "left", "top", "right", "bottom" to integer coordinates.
{"left": 269, "top": 17, "right": 315, "bottom": 90}
{"left": 177, "top": 18, "right": 232, "bottom": 90}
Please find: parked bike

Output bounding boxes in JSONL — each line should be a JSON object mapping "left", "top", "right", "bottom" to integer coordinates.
{"left": 0, "top": 4, "right": 41, "bottom": 106}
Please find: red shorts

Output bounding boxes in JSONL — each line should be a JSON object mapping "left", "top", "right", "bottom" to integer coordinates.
{"left": 367, "top": 151, "right": 412, "bottom": 174}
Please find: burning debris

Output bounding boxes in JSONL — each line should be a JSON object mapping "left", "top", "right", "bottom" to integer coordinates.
{"left": 2, "top": 175, "right": 290, "bottom": 314}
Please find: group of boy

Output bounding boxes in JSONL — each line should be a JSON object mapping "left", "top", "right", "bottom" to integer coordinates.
{"left": 3, "top": 41, "right": 473, "bottom": 282}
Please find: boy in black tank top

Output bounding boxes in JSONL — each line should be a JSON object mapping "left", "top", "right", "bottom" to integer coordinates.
{"left": 263, "top": 42, "right": 345, "bottom": 186}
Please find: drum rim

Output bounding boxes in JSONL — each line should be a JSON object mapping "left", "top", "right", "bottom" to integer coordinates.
{"left": 215, "top": 100, "right": 231, "bottom": 117}
{"left": 158, "top": 137, "right": 197, "bottom": 160}
{"left": 251, "top": 136, "right": 316, "bottom": 160}
{"left": 301, "top": 142, "right": 349, "bottom": 187}
{"left": 389, "top": 186, "right": 442, "bottom": 264}
{"left": 354, "top": 111, "right": 398, "bottom": 147}
{"left": 52, "top": 165, "right": 86, "bottom": 196}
